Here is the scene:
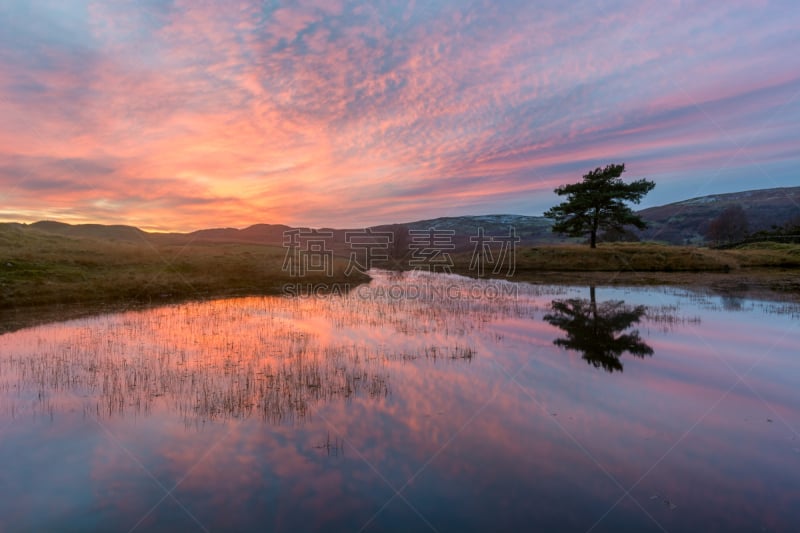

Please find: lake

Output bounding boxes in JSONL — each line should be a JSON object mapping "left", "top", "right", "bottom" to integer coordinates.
{"left": 1, "top": 270, "right": 799, "bottom": 532}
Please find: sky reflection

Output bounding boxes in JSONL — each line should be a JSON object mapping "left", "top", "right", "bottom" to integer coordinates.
{"left": 0, "top": 272, "right": 799, "bottom": 531}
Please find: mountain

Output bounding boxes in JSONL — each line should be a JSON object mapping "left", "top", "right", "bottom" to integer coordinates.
{"left": 371, "top": 215, "right": 559, "bottom": 251}
{"left": 636, "top": 186, "right": 800, "bottom": 244}
{"left": 6, "top": 186, "right": 799, "bottom": 249}
{"left": 29, "top": 221, "right": 148, "bottom": 242}
{"left": 151, "top": 223, "right": 294, "bottom": 245}
{"left": 386, "top": 187, "right": 799, "bottom": 246}
{"left": 397, "top": 214, "right": 554, "bottom": 240}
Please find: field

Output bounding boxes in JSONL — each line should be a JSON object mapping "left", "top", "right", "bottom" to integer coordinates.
{"left": 3, "top": 222, "right": 800, "bottom": 333}
{"left": 504, "top": 242, "right": 800, "bottom": 271}
{"left": 0, "top": 224, "right": 365, "bottom": 331}
{"left": 450, "top": 241, "right": 800, "bottom": 296}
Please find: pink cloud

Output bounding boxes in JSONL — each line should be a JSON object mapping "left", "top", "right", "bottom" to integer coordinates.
{"left": 0, "top": 1, "right": 797, "bottom": 229}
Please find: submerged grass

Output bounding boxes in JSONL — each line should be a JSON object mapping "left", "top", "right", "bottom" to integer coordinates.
{"left": 1, "top": 272, "right": 699, "bottom": 424}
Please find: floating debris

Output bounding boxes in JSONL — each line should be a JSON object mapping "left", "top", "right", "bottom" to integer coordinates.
{"left": 665, "top": 500, "right": 678, "bottom": 511}
{"left": 650, "top": 493, "right": 677, "bottom": 510}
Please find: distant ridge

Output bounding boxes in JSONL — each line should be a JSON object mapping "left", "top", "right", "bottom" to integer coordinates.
{"left": 6, "top": 186, "right": 799, "bottom": 247}
{"left": 371, "top": 215, "right": 560, "bottom": 247}
{"left": 637, "top": 186, "right": 800, "bottom": 244}
{"left": 156, "top": 224, "right": 294, "bottom": 245}
{"left": 30, "top": 221, "right": 148, "bottom": 242}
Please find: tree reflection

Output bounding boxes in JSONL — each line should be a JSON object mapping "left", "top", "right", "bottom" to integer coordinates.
{"left": 543, "top": 287, "right": 653, "bottom": 372}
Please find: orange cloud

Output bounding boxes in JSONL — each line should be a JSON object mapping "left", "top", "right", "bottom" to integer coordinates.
{"left": 0, "top": 1, "right": 798, "bottom": 230}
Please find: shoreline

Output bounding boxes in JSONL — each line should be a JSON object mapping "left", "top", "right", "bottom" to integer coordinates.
{"left": 2, "top": 267, "right": 798, "bottom": 335}
{"left": 3, "top": 232, "right": 798, "bottom": 333}
{"left": 485, "top": 268, "right": 800, "bottom": 301}
{"left": 0, "top": 281, "right": 370, "bottom": 335}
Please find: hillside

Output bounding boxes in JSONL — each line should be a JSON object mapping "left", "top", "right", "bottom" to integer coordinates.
{"left": 636, "top": 187, "right": 800, "bottom": 244}
{"left": 2, "top": 207, "right": 799, "bottom": 328}
{"left": 153, "top": 223, "right": 295, "bottom": 245}
{"left": 30, "top": 220, "right": 149, "bottom": 242}
{"left": 0, "top": 222, "right": 363, "bottom": 330}
{"left": 4, "top": 186, "right": 799, "bottom": 249}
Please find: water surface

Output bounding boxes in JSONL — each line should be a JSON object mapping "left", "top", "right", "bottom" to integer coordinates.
{"left": 1, "top": 271, "right": 799, "bottom": 532}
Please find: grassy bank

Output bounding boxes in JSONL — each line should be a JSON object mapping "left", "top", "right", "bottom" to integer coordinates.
{"left": 504, "top": 242, "right": 800, "bottom": 271}
{"left": 3, "top": 227, "right": 799, "bottom": 333}
{"left": 0, "top": 224, "right": 367, "bottom": 311}
{"left": 451, "top": 242, "right": 800, "bottom": 296}
{"left": 447, "top": 241, "right": 800, "bottom": 272}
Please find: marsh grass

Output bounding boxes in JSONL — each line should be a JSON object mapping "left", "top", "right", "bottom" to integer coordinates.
{"left": 477, "top": 242, "right": 800, "bottom": 272}
{"left": 448, "top": 242, "right": 800, "bottom": 299}
{"left": 0, "top": 272, "right": 704, "bottom": 425}
{"left": 723, "top": 242, "right": 800, "bottom": 268}
{"left": 3, "top": 298, "right": 394, "bottom": 425}
{"left": 0, "top": 225, "right": 366, "bottom": 311}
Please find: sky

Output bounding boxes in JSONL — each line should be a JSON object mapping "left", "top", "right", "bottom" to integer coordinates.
{"left": 0, "top": 0, "right": 798, "bottom": 231}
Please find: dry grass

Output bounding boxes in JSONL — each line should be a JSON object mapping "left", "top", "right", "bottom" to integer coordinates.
{"left": 0, "top": 224, "right": 366, "bottom": 311}
{"left": 517, "top": 243, "right": 728, "bottom": 271}
{"left": 721, "top": 242, "right": 800, "bottom": 268}
{"left": 450, "top": 242, "right": 800, "bottom": 299}
{"left": 3, "top": 224, "right": 799, "bottom": 322}
{"left": 452, "top": 242, "right": 800, "bottom": 273}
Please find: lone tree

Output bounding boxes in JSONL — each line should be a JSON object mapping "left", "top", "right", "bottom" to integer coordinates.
{"left": 544, "top": 163, "right": 655, "bottom": 248}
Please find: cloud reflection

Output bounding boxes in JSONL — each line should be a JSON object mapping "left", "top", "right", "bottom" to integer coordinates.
{"left": 1, "top": 274, "right": 800, "bottom": 530}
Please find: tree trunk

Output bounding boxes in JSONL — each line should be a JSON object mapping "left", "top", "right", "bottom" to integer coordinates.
{"left": 590, "top": 207, "right": 599, "bottom": 248}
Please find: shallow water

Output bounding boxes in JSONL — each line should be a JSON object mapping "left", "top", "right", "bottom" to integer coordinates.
{"left": 1, "top": 271, "right": 798, "bottom": 532}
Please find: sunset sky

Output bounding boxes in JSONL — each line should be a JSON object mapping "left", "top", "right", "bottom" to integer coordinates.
{"left": 1, "top": 0, "right": 798, "bottom": 231}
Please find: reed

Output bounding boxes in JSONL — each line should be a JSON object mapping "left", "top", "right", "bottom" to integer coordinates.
{"left": 1, "top": 272, "right": 713, "bottom": 425}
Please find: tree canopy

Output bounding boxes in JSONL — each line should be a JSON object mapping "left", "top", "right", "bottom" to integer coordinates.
{"left": 543, "top": 163, "right": 655, "bottom": 248}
